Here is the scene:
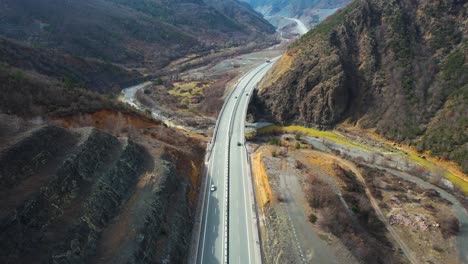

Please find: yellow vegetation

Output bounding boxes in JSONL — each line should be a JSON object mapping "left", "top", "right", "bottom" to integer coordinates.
{"left": 258, "top": 52, "right": 294, "bottom": 91}
{"left": 364, "top": 129, "right": 468, "bottom": 194}
{"left": 258, "top": 125, "right": 369, "bottom": 151}
{"left": 251, "top": 150, "right": 273, "bottom": 211}
{"left": 168, "top": 81, "right": 209, "bottom": 105}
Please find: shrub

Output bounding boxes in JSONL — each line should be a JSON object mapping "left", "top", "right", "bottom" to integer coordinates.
{"left": 309, "top": 213, "right": 317, "bottom": 224}
{"left": 295, "top": 143, "right": 301, "bottom": 149}
{"left": 154, "top": 78, "right": 163, "bottom": 85}
{"left": 12, "top": 70, "right": 25, "bottom": 81}
{"left": 271, "top": 151, "right": 277, "bottom": 157}
{"left": 437, "top": 208, "right": 460, "bottom": 238}
{"left": 268, "top": 138, "right": 280, "bottom": 146}
{"left": 276, "top": 194, "right": 285, "bottom": 203}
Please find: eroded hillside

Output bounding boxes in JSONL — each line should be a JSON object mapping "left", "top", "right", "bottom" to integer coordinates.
{"left": 0, "top": 109, "right": 205, "bottom": 263}
{"left": 0, "top": 47, "right": 206, "bottom": 263}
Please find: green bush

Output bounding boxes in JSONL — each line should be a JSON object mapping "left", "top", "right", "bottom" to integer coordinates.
{"left": 154, "top": 78, "right": 163, "bottom": 85}
{"left": 268, "top": 138, "right": 280, "bottom": 146}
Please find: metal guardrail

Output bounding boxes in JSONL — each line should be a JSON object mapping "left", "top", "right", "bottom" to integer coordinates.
{"left": 193, "top": 57, "right": 280, "bottom": 264}
{"left": 224, "top": 136, "right": 230, "bottom": 264}
{"left": 241, "top": 58, "right": 280, "bottom": 264}
{"left": 191, "top": 77, "right": 243, "bottom": 264}
{"left": 223, "top": 61, "right": 275, "bottom": 264}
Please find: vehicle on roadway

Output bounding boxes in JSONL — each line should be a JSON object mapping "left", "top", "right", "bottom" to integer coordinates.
{"left": 237, "top": 142, "right": 242, "bottom": 146}
{"left": 210, "top": 184, "right": 216, "bottom": 192}
{"left": 266, "top": 59, "right": 271, "bottom": 63}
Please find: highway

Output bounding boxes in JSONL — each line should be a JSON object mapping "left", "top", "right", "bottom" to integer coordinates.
{"left": 282, "top": 17, "right": 309, "bottom": 35}
{"left": 196, "top": 59, "right": 278, "bottom": 264}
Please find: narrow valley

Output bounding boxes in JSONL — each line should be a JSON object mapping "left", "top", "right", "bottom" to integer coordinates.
{"left": 0, "top": 0, "right": 466, "bottom": 264}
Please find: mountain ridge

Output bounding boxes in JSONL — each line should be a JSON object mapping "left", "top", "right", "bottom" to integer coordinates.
{"left": 255, "top": 0, "right": 467, "bottom": 173}
{"left": 0, "top": 0, "right": 276, "bottom": 70}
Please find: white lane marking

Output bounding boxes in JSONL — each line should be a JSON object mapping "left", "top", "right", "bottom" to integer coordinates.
{"left": 220, "top": 133, "right": 229, "bottom": 263}
{"left": 240, "top": 142, "right": 252, "bottom": 264}
{"left": 200, "top": 145, "right": 217, "bottom": 263}
{"left": 215, "top": 59, "right": 278, "bottom": 264}
{"left": 235, "top": 62, "right": 276, "bottom": 264}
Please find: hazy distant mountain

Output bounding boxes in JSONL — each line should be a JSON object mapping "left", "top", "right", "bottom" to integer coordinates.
{"left": 242, "top": 0, "right": 349, "bottom": 16}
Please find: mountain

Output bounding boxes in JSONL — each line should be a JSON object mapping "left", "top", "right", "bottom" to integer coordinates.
{"left": 0, "top": 37, "right": 206, "bottom": 262}
{"left": 255, "top": 0, "right": 467, "bottom": 173}
{"left": 243, "top": 0, "right": 349, "bottom": 16}
{"left": 0, "top": 0, "right": 275, "bottom": 70}
{"left": 0, "top": 37, "right": 141, "bottom": 93}
{"left": 203, "top": 0, "right": 276, "bottom": 33}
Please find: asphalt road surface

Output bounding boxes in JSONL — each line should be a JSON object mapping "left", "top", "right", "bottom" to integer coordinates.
{"left": 197, "top": 59, "right": 278, "bottom": 264}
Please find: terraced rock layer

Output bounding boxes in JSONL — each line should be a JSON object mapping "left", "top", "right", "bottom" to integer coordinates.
{"left": 0, "top": 125, "right": 196, "bottom": 264}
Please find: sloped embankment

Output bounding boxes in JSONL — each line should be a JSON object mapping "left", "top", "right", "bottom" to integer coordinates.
{"left": 0, "top": 123, "right": 202, "bottom": 264}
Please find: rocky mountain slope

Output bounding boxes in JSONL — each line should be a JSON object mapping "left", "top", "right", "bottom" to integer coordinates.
{"left": 0, "top": 111, "right": 204, "bottom": 264}
{"left": 0, "top": 37, "right": 141, "bottom": 93}
{"left": 0, "top": 34, "right": 206, "bottom": 262}
{"left": 255, "top": 0, "right": 467, "bottom": 173}
{"left": 0, "top": 0, "right": 275, "bottom": 70}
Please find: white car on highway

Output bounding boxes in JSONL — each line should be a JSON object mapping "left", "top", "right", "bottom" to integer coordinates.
{"left": 210, "top": 184, "right": 216, "bottom": 192}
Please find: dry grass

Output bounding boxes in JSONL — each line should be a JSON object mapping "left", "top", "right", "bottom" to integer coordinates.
{"left": 251, "top": 150, "right": 273, "bottom": 211}
{"left": 258, "top": 52, "right": 294, "bottom": 91}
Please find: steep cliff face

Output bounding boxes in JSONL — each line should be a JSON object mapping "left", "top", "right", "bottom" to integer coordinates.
{"left": 257, "top": 0, "right": 467, "bottom": 171}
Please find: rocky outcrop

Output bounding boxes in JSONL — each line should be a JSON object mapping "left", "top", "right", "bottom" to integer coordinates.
{"left": 0, "top": 125, "right": 201, "bottom": 264}
{"left": 257, "top": 0, "right": 467, "bottom": 171}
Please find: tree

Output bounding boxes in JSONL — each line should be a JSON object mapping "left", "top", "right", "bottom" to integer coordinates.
{"left": 437, "top": 208, "right": 460, "bottom": 238}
